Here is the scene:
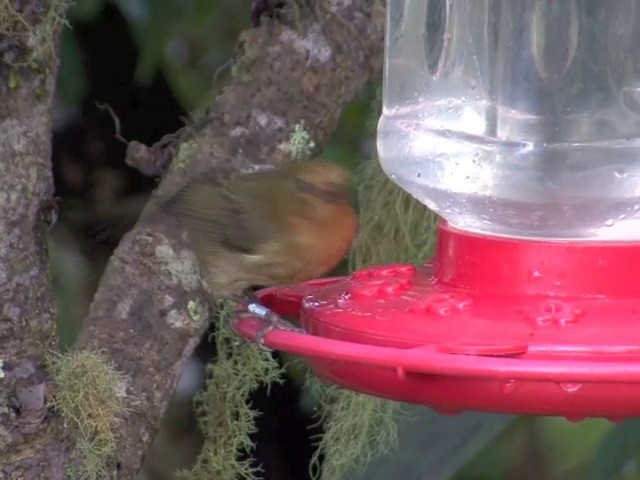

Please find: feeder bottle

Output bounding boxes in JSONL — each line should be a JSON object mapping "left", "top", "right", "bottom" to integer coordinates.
{"left": 378, "top": 0, "right": 640, "bottom": 240}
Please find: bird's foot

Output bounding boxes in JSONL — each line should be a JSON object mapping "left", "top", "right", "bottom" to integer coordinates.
{"left": 245, "top": 302, "right": 304, "bottom": 350}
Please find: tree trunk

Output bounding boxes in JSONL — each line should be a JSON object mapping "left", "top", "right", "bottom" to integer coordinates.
{"left": 0, "top": 1, "right": 69, "bottom": 478}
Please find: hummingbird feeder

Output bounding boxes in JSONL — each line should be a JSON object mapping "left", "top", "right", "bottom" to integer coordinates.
{"left": 235, "top": 0, "right": 640, "bottom": 420}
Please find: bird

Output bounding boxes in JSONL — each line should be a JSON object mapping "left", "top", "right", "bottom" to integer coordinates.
{"left": 160, "top": 159, "right": 358, "bottom": 346}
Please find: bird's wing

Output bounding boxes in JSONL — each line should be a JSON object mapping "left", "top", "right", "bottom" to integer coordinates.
{"left": 161, "top": 175, "right": 276, "bottom": 256}
{"left": 214, "top": 181, "right": 270, "bottom": 255}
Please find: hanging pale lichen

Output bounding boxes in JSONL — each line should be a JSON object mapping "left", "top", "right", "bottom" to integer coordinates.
{"left": 349, "top": 157, "right": 440, "bottom": 270}
{"left": 177, "top": 300, "right": 284, "bottom": 480}
{"left": 307, "top": 376, "right": 401, "bottom": 480}
{"left": 307, "top": 156, "right": 440, "bottom": 480}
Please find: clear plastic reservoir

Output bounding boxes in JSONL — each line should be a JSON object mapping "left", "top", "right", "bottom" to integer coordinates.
{"left": 377, "top": 0, "right": 640, "bottom": 239}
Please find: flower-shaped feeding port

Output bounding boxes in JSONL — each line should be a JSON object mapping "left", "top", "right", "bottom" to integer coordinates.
{"left": 235, "top": 222, "right": 640, "bottom": 420}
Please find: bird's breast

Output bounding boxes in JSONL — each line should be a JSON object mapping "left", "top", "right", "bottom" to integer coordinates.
{"left": 286, "top": 203, "right": 358, "bottom": 281}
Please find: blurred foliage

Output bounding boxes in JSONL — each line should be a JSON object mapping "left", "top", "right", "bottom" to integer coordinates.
{"left": 62, "top": 0, "right": 250, "bottom": 111}
{"left": 56, "top": 27, "right": 88, "bottom": 106}
{"left": 50, "top": 1, "right": 640, "bottom": 480}
{"left": 49, "top": 225, "right": 93, "bottom": 349}
{"left": 587, "top": 419, "right": 640, "bottom": 480}
{"left": 456, "top": 417, "right": 620, "bottom": 480}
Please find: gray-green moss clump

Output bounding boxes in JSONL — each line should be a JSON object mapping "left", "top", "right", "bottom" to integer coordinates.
{"left": 47, "top": 349, "right": 129, "bottom": 480}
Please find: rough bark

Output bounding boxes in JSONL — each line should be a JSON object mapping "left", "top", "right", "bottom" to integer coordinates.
{"left": 78, "top": 0, "right": 385, "bottom": 478}
{"left": 0, "top": 1, "right": 67, "bottom": 478}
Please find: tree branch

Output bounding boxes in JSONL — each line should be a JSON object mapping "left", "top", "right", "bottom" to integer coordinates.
{"left": 75, "top": 0, "right": 385, "bottom": 477}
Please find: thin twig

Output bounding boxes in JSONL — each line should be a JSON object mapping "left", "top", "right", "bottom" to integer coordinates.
{"left": 96, "top": 102, "right": 128, "bottom": 145}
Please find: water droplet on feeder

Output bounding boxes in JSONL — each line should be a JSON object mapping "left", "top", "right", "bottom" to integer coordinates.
{"left": 558, "top": 382, "right": 583, "bottom": 393}
{"left": 530, "top": 268, "right": 543, "bottom": 279}
{"left": 500, "top": 379, "right": 519, "bottom": 394}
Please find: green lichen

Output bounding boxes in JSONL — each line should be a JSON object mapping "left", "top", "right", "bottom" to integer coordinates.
{"left": 154, "top": 242, "right": 201, "bottom": 291}
{"left": 287, "top": 121, "right": 316, "bottom": 160}
{"left": 187, "top": 299, "right": 205, "bottom": 324}
{"left": 170, "top": 140, "right": 197, "bottom": 173}
{"left": 47, "top": 349, "right": 129, "bottom": 480}
{"left": 163, "top": 298, "right": 208, "bottom": 329}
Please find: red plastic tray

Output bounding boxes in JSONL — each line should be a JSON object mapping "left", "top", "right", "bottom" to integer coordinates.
{"left": 234, "top": 222, "right": 640, "bottom": 420}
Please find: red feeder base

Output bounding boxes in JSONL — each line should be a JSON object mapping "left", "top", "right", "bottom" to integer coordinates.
{"left": 234, "top": 221, "right": 640, "bottom": 420}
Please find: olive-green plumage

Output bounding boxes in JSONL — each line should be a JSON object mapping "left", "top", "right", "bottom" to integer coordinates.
{"left": 161, "top": 160, "right": 358, "bottom": 298}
